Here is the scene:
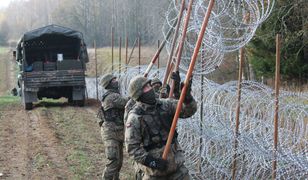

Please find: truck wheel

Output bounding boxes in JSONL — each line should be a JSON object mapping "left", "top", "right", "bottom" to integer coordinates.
{"left": 68, "top": 97, "right": 73, "bottom": 104}
{"left": 76, "top": 99, "right": 85, "bottom": 107}
{"left": 25, "top": 102, "right": 33, "bottom": 110}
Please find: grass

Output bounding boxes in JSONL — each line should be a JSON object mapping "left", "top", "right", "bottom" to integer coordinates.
{"left": 43, "top": 104, "right": 136, "bottom": 179}
{"left": 33, "top": 153, "right": 50, "bottom": 170}
{"left": 47, "top": 107, "right": 104, "bottom": 179}
{"left": 0, "top": 95, "right": 19, "bottom": 107}
{"left": 0, "top": 48, "right": 7, "bottom": 94}
{"left": 0, "top": 46, "right": 15, "bottom": 96}
{"left": 86, "top": 47, "right": 168, "bottom": 77}
{"left": 67, "top": 150, "right": 93, "bottom": 179}
{"left": 0, "top": 46, "right": 9, "bottom": 54}
{"left": 39, "top": 97, "right": 67, "bottom": 104}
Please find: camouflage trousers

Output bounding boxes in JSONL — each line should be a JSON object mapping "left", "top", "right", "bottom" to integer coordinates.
{"left": 135, "top": 164, "right": 190, "bottom": 180}
{"left": 101, "top": 126, "right": 124, "bottom": 180}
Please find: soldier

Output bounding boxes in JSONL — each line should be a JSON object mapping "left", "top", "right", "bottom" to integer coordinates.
{"left": 123, "top": 72, "right": 181, "bottom": 124}
{"left": 99, "top": 73, "right": 129, "bottom": 180}
{"left": 125, "top": 75, "right": 197, "bottom": 180}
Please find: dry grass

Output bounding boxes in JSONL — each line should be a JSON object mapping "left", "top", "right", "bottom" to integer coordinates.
{"left": 86, "top": 47, "right": 168, "bottom": 77}
{"left": 35, "top": 100, "right": 135, "bottom": 179}
{"left": 85, "top": 46, "right": 241, "bottom": 85}
{"left": 0, "top": 47, "right": 9, "bottom": 95}
{"left": 0, "top": 47, "right": 17, "bottom": 96}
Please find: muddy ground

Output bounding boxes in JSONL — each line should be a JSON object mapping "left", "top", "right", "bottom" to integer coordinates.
{"left": 0, "top": 48, "right": 134, "bottom": 179}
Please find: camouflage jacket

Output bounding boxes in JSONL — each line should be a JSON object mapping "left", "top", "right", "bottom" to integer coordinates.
{"left": 124, "top": 87, "right": 169, "bottom": 125}
{"left": 123, "top": 99, "right": 136, "bottom": 124}
{"left": 125, "top": 98, "right": 197, "bottom": 175}
{"left": 101, "top": 89, "right": 129, "bottom": 130}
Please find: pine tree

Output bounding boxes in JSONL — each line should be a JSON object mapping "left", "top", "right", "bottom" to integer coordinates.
{"left": 248, "top": 0, "right": 308, "bottom": 83}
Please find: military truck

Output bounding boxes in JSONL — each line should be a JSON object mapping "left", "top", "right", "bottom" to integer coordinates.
{"left": 14, "top": 25, "right": 89, "bottom": 110}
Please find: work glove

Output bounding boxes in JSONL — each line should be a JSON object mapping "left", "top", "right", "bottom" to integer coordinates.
{"left": 171, "top": 71, "right": 181, "bottom": 84}
{"left": 159, "top": 86, "right": 169, "bottom": 98}
{"left": 171, "top": 71, "right": 181, "bottom": 99}
{"left": 181, "top": 77, "right": 193, "bottom": 103}
{"left": 144, "top": 155, "right": 168, "bottom": 171}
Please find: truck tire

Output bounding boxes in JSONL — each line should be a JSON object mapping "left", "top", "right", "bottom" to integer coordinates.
{"left": 76, "top": 99, "right": 85, "bottom": 107}
{"left": 68, "top": 96, "right": 73, "bottom": 104}
{"left": 25, "top": 102, "right": 33, "bottom": 110}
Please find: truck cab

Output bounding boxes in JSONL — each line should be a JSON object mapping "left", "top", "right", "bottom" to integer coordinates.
{"left": 15, "top": 25, "right": 89, "bottom": 110}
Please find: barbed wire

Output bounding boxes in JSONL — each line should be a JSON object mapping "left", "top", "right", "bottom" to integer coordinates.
{"left": 86, "top": 0, "right": 308, "bottom": 178}
{"left": 163, "top": 0, "right": 275, "bottom": 75}
{"left": 87, "top": 66, "right": 307, "bottom": 179}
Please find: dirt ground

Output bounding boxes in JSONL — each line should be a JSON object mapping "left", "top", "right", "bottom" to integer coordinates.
{"left": 0, "top": 48, "right": 134, "bottom": 179}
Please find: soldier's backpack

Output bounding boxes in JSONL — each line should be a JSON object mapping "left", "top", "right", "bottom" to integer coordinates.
{"left": 97, "top": 91, "right": 125, "bottom": 127}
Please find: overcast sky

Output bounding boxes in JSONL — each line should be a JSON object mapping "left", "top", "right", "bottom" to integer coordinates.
{"left": 0, "top": 0, "right": 14, "bottom": 9}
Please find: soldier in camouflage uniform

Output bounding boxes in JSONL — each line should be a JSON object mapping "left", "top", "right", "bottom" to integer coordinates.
{"left": 123, "top": 72, "right": 181, "bottom": 124}
{"left": 123, "top": 77, "right": 164, "bottom": 126}
{"left": 125, "top": 75, "right": 197, "bottom": 180}
{"left": 99, "top": 74, "right": 129, "bottom": 180}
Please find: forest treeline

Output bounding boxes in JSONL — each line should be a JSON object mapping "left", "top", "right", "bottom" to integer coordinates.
{"left": 0, "top": 0, "right": 169, "bottom": 47}
{"left": 248, "top": 0, "right": 307, "bottom": 82}
{"left": 0, "top": 0, "right": 307, "bottom": 82}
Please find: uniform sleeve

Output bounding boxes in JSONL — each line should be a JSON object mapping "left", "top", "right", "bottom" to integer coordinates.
{"left": 124, "top": 99, "right": 136, "bottom": 124}
{"left": 125, "top": 114, "right": 148, "bottom": 164}
{"left": 104, "top": 93, "right": 129, "bottom": 110}
{"left": 113, "top": 95, "right": 129, "bottom": 109}
{"left": 164, "top": 98, "right": 197, "bottom": 119}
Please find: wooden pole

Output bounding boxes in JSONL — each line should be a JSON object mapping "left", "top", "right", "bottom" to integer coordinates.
{"left": 162, "top": 0, "right": 215, "bottom": 160}
{"left": 272, "top": 34, "right": 281, "bottom": 180}
{"left": 157, "top": 40, "right": 160, "bottom": 76}
{"left": 111, "top": 26, "right": 114, "bottom": 73}
{"left": 127, "top": 38, "right": 138, "bottom": 65}
{"left": 143, "top": 19, "right": 178, "bottom": 77}
{"left": 119, "top": 36, "right": 122, "bottom": 77}
{"left": 199, "top": 43, "right": 205, "bottom": 173}
{"left": 169, "top": 0, "right": 194, "bottom": 98}
{"left": 166, "top": 63, "right": 175, "bottom": 84}
{"left": 125, "top": 35, "right": 128, "bottom": 74}
{"left": 112, "top": 0, "right": 115, "bottom": 73}
{"left": 231, "top": 47, "right": 245, "bottom": 180}
{"left": 138, "top": 34, "right": 141, "bottom": 74}
{"left": 161, "top": 0, "right": 186, "bottom": 92}
{"left": 94, "top": 40, "right": 98, "bottom": 100}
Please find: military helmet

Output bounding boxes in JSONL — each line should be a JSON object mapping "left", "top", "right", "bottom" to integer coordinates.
{"left": 128, "top": 75, "right": 151, "bottom": 101}
{"left": 151, "top": 78, "right": 162, "bottom": 86}
{"left": 101, "top": 74, "right": 116, "bottom": 88}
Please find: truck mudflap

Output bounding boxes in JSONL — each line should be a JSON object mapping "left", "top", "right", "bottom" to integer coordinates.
{"left": 22, "top": 70, "right": 86, "bottom": 88}
{"left": 73, "top": 86, "right": 85, "bottom": 100}
{"left": 72, "top": 86, "right": 85, "bottom": 107}
{"left": 20, "top": 82, "right": 36, "bottom": 110}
